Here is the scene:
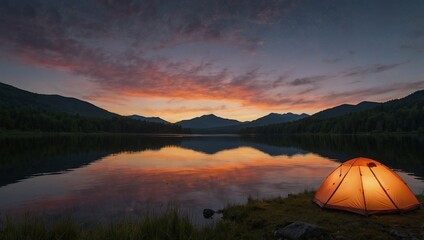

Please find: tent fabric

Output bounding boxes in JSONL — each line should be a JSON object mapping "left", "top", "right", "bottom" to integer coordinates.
{"left": 313, "top": 157, "right": 421, "bottom": 215}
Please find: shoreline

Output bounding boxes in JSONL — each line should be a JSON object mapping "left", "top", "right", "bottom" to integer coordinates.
{"left": 1, "top": 192, "right": 423, "bottom": 239}
{"left": 1, "top": 130, "right": 422, "bottom": 138}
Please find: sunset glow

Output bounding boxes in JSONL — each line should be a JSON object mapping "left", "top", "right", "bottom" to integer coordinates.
{"left": 1, "top": 1, "right": 424, "bottom": 121}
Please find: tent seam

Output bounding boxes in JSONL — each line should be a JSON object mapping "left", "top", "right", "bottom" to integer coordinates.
{"left": 368, "top": 166, "right": 400, "bottom": 211}
{"left": 358, "top": 166, "right": 367, "bottom": 215}
{"left": 324, "top": 159, "right": 358, "bottom": 207}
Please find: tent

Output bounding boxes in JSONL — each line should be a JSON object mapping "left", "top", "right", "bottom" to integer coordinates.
{"left": 314, "top": 157, "right": 421, "bottom": 215}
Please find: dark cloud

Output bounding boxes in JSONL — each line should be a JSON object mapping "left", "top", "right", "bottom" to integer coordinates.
{"left": 0, "top": 0, "right": 298, "bottom": 52}
{"left": 411, "top": 30, "right": 424, "bottom": 39}
{"left": 0, "top": 0, "right": 303, "bottom": 108}
{"left": 322, "top": 81, "right": 424, "bottom": 104}
{"left": 0, "top": 0, "right": 420, "bottom": 113}
{"left": 322, "top": 58, "right": 342, "bottom": 63}
{"left": 283, "top": 62, "right": 403, "bottom": 89}
{"left": 399, "top": 29, "right": 424, "bottom": 53}
{"left": 400, "top": 44, "right": 424, "bottom": 53}
{"left": 340, "top": 63, "right": 405, "bottom": 78}
{"left": 280, "top": 62, "right": 407, "bottom": 99}
{"left": 288, "top": 75, "right": 333, "bottom": 86}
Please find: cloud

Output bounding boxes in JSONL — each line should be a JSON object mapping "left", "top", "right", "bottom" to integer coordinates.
{"left": 288, "top": 78, "right": 314, "bottom": 86}
{"left": 400, "top": 44, "right": 424, "bottom": 53}
{"left": 140, "top": 105, "right": 228, "bottom": 115}
{"left": 322, "top": 58, "right": 342, "bottom": 64}
{"left": 410, "top": 30, "right": 424, "bottom": 39}
{"left": 0, "top": 0, "right": 419, "bottom": 115}
{"left": 340, "top": 63, "right": 405, "bottom": 78}
{"left": 288, "top": 75, "right": 333, "bottom": 86}
{"left": 283, "top": 62, "right": 403, "bottom": 91}
{"left": 0, "top": 0, "right": 304, "bottom": 109}
{"left": 399, "top": 29, "right": 424, "bottom": 54}
{"left": 321, "top": 81, "right": 424, "bottom": 104}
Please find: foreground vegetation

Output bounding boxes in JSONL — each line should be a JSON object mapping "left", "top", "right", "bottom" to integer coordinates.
{"left": 1, "top": 192, "right": 423, "bottom": 240}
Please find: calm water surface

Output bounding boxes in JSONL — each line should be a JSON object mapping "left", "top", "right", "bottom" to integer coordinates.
{"left": 0, "top": 134, "right": 423, "bottom": 224}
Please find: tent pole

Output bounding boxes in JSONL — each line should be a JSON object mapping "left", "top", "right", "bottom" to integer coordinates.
{"left": 369, "top": 167, "right": 400, "bottom": 211}
{"left": 358, "top": 166, "right": 367, "bottom": 215}
{"left": 324, "top": 159, "right": 358, "bottom": 207}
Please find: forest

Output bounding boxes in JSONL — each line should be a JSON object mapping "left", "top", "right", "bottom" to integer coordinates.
{"left": 241, "top": 90, "right": 424, "bottom": 134}
{"left": 0, "top": 107, "right": 188, "bottom": 134}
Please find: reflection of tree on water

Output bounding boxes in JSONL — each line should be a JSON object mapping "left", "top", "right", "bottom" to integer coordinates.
{"left": 1, "top": 134, "right": 423, "bottom": 187}
{"left": 0, "top": 135, "right": 183, "bottom": 187}
{"left": 0, "top": 135, "right": 309, "bottom": 187}
{"left": 243, "top": 135, "right": 424, "bottom": 180}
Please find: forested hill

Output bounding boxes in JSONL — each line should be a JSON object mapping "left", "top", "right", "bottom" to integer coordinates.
{"left": 241, "top": 90, "right": 424, "bottom": 134}
{"left": 0, "top": 82, "right": 117, "bottom": 118}
{"left": 0, "top": 83, "right": 187, "bottom": 134}
{"left": 0, "top": 107, "right": 188, "bottom": 133}
{"left": 311, "top": 101, "right": 380, "bottom": 119}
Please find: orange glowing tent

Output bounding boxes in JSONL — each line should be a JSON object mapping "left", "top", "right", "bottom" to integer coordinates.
{"left": 314, "top": 157, "right": 421, "bottom": 215}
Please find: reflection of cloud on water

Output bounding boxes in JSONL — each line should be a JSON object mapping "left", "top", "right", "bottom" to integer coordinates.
{"left": 1, "top": 146, "right": 422, "bottom": 224}
{"left": 0, "top": 147, "right": 338, "bottom": 222}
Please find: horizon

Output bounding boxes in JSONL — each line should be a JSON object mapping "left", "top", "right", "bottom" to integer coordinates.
{"left": 1, "top": 1, "right": 424, "bottom": 122}
{"left": 4, "top": 81, "right": 421, "bottom": 123}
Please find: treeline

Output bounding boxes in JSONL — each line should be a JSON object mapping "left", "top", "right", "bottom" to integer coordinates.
{"left": 241, "top": 93, "right": 424, "bottom": 134}
{"left": 0, "top": 107, "right": 189, "bottom": 134}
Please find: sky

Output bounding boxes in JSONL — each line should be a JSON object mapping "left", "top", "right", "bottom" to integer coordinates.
{"left": 1, "top": 0, "right": 424, "bottom": 123}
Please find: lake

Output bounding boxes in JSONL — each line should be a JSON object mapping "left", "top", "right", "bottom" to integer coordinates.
{"left": 0, "top": 134, "right": 423, "bottom": 224}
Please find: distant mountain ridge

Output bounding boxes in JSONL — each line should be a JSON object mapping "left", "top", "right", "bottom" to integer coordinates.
{"left": 175, "top": 114, "right": 242, "bottom": 128}
{"left": 177, "top": 112, "right": 309, "bottom": 133}
{"left": 246, "top": 112, "right": 309, "bottom": 127}
{"left": 0, "top": 82, "right": 117, "bottom": 118}
{"left": 4, "top": 81, "right": 422, "bottom": 134}
{"left": 241, "top": 89, "right": 424, "bottom": 134}
{"left": 127, "top": 115, "right": 170, "bottom": 124}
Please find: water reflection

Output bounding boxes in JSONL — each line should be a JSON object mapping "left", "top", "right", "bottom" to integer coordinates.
{"left": 0, "top": 134, "right": 423, "bottom": 224}
{"left": 244, "top": 135, "right": 424, "bottom": 179}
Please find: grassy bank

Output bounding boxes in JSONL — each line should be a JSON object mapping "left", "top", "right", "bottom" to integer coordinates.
{"left": 1, "top": 192, "right": 423, "bottom": 240}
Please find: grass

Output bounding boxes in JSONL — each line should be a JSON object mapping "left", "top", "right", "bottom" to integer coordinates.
{"left": 222, "top": 191, "right": 424, "bottom": 239}
{"left": 1, "top": 192, "right": 423, "bottom": 240}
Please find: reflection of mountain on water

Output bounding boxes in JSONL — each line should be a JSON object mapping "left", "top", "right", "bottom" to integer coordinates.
{"left": 0, "top": 135, "right": 183, "bottom": 187}
{"left": 0, "top": 152, "right": 109, "bottom": 187}
{"left": 0, "top": 135, "right": 310, "bottom": 187}
{"left": 179, "top": 137, "right": 307, "bottom": 156}
{"left": 1, "top": 134, "right": 423, "bottom": 187}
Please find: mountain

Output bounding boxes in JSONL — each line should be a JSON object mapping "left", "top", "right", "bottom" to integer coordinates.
{"left": 245, "top": 112, "right": 309, "bottom": 127}
{"left": 175, "top": 114, "right": 242, "bottom": 128}
{"left": 184, "top": 112, "right": 309, "bottom": 133}
{"left": 127, "top": 115, "right": 170, "bottom": 124}
{"left": 383, "top": 89, "right": 424, "bottom": 109}
{"left": 0, "top": 82, "right": 117, "bottom": 118}
{"left": 311, "top": 101, "right": 380, "bottom": 119}
{"left": 0, "top": 82, "right": 186, "bottom": 134}
{"left": 241, "top": 89, "right": 424, "bottom": 134}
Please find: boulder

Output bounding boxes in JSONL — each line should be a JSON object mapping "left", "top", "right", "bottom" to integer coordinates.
{"left": 274, "top": 221, "right": 325, "bottom": 239}
{"left": 203, "top": 209, "right": 215, "bottom": 219}
{"left": 390, "top": 229, "right": 418, "bottom": 240}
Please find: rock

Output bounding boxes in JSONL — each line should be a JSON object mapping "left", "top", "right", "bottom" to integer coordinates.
{"left": 390, "top": 229, "right": 415, "bottom": 239}
{"left": 274, "top": 221, "right": 325, "bottom": 239}
{"left": 203, "top": 209, "right": 215, "bottom": 219}
{"left": 333, "top": 235, "right": 348, "bottom": 240}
